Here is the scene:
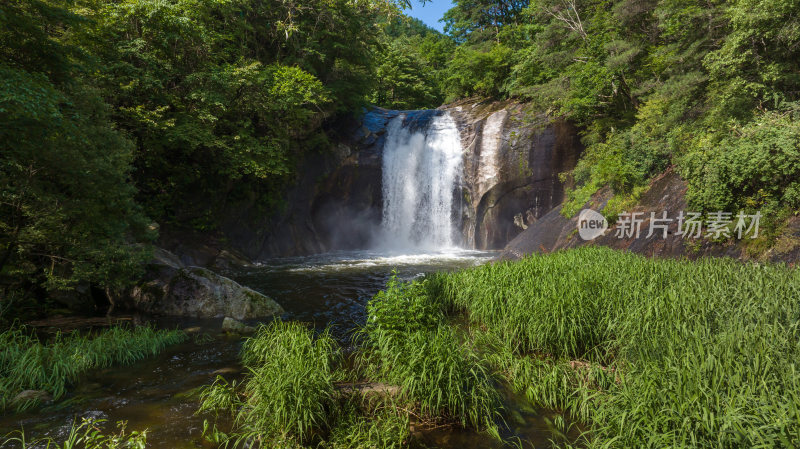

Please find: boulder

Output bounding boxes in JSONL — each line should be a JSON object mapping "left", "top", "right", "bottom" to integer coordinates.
{"left": 110, "top": 248, "right": 284, "bottom": 320}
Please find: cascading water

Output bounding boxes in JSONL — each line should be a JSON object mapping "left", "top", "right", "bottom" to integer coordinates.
{"left": 380, "top": 111, "right": 463, "bottom": 250}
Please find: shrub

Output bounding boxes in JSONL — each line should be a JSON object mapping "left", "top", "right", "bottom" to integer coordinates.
{"left": 681, "top": 108, "right": 800, "bottom": 217}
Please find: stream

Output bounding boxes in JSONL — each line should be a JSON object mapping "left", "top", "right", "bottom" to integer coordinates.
{"left": 0, "top": 250, "right": 569, "bottom": 448}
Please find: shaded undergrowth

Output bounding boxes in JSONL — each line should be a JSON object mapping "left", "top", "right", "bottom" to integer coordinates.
{"left": 0, "top": 325, "right": 187, "bottom": 412}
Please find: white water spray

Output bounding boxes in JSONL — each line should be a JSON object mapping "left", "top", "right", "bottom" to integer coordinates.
{"left": 380, "top": 112, "right": 463, "bottom": 250}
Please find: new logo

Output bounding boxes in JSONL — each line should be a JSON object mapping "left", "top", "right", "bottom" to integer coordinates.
{"left": 578, "top": 209, "right": 608, "bottom": 240}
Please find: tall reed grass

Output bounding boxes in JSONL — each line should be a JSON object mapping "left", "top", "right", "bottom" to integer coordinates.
{"left": 0, "top": 325, "right": 186, "bottom": 411}
{"left": 202, "top": 247, "right": 799, "bottom": 448}
{"left": 199, "top": 321, "right": 411, "bottom": 448}
{"left": 425, "top": 246, "right": 800, "bottom": 448}
{"left": 238, "top": 321, "right": 339, "bottom": 444}
{"left": 358, "top": 275, "right": 502, "bottom": 435}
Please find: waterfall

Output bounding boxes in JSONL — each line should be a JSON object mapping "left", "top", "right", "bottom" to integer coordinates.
{"left": 380, "top": 111, "right": 463, "bottom": 250}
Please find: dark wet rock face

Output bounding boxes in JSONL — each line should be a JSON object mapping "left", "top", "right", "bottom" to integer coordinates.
{"left": 500, "top": 169, "right": 711, "bottom": 260}
{"left": 499, "top": 168, "right": 800, "bottom": 265}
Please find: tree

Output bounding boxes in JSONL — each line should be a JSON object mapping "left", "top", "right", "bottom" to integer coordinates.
{"left": 0, "top": 0, "right": 150, "bottom": 302}
{"left": 372, "top": 40, "right": 439, "bottom": 109}
{"left": 70, "top": 0, "right": 391, "bottom": 229}
{"left": 443, "top": 0, "right": 529, "bottom": 43}
{"left": 373, "top": 16, "right": 455, "bottom": 108}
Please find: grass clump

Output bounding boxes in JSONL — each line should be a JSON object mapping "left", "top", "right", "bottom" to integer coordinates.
{"left": 425, "top": 246, "right": 800, "bottom": 448}
{"left": 199, "top": 320, "right": 410, "bottom": 448}
{"left": 324, "top": 399, "right": 410, "bottom": 449}
{"left": 238, "top": 321, "right": 339, "bottom": 444}
{"left": 358, "top": 275, "right": 502, "bottom": 435}
{"left": 0, "top": 325, "right": 186, "bottom": 411}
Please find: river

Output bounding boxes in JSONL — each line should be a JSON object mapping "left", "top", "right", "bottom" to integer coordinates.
{"left": 0, "top": 249, "right": 573, "bottom": 448}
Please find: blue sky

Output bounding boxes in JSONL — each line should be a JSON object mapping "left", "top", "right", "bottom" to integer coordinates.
{"left": 403, "top": 1, "right": 455, "bottom": 33}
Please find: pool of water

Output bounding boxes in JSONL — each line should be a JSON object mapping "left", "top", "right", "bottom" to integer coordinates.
{"left": 0, "top": 249, "right": 573, "bottom": 448}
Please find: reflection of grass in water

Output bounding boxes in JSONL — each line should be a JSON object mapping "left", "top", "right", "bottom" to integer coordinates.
{"left": 0, "top": 326, "right": 187, "bottom": 411}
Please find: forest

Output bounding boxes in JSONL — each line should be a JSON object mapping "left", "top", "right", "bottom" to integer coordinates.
{"left": 2, "top": 0, "right": 799, "bottom": 310}
{"left": 2, "top": 0, "right": 800, "bottom": 447}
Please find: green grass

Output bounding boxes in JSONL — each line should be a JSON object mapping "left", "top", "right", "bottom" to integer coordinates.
{"left": 324, "top": 399, "right": 410, "bottom": 449}
{"left": 202, "top": 247, "right": 800, "bottom": 448}
{"left": 357, "top": 275, "right": 502, "bottom": 435}
{"left": 2, "top": 418, "right": 147, "bottom": 449}
{"left": 199, "top": 321, "right": 411, "bottom": 448}
{"left": 0, "top": 325, "right": 187, "bottom": 411}
{"left": 424, "top": 246, "right": 800, "bottom": 448}
{"left": 238, "top": 321, "right": 339, "bottom": 444}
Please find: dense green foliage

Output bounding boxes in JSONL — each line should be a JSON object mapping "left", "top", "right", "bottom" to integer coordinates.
{"left": 0, "top": 0, "right": 448, "bottom": 309}
{"left": 0, "top": 325, "right": 186, "bottom": 411}
{"left": 71, "top": 0, "right": 386, "bottom": 227}
{"left": 423, "top": 0, "right": 800, "bottom": 228}
{"left": 3, "top": 0, "right": 800, "bottom": 309}
{"left": 371, "top": 17, "right": 455, "bottom": 109}
{"left": 424, "top": 246, "right": 800, "bottom": 448}
{"left": 0, "top": 0, "right": 153, "bottom": 304}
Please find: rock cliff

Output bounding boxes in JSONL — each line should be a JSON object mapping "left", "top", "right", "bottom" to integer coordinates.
{"left": 499, "top": 168, "right": 800, "bottom": 265}
{"left": 445, "top": 99, "right": 582, "bottom": 249}
{"left": 157, "top": 100, "right": 584, "bottom": 260}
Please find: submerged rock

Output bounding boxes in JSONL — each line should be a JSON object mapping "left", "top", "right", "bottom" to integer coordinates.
{"left": 110, "top": 248, "right": 284, "bottom": 320}
{"left": 221, "top": 317, "right": 256, "bottom": 334}
{"left": 12, "top": 390, "right": 52, "bottom": 406}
